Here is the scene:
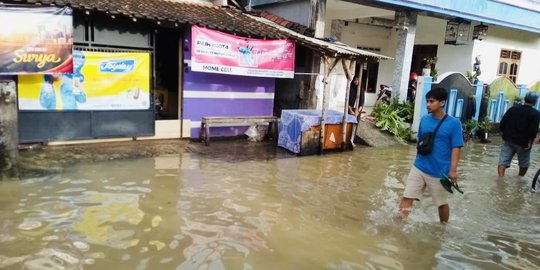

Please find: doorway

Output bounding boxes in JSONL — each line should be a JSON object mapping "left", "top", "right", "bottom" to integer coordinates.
{"left": 411, "top": 45, "right": 438, "bottom": 76}
{"left": 155, "top": 29, "right": 180, "bottom": 120}
{"left": 153, "top": 28, "right": 185, "bottom": 139}
{"left": 355, "top": 47, "right": 381, "bottom": 94}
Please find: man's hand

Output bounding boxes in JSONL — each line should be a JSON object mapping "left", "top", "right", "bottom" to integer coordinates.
{"left": 526, "top": 141, "right": 533, "bottom": 150}
{"left": 448, "top": 170, "right": 458, "bottom": 183}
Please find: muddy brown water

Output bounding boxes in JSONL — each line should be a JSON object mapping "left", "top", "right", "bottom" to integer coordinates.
{"left": 0, "top": 140, "right": 539, "bottom": 269}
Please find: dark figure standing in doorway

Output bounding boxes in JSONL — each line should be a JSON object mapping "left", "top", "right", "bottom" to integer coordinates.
{"left": 348, "top": 76, "right": 364, "bottom": 116}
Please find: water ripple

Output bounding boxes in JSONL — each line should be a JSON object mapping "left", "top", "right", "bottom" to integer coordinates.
{"left": 0, "top": 142, "right": 539, "bottom": 269}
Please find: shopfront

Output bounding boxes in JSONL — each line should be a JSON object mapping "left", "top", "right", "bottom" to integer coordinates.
{"left": 11, "top": 8, "right": 183, "bottom": 143}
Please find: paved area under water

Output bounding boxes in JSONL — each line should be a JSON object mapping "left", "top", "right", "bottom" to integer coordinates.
{"left": 0, "top": 139, "right": 539, "bottom": 269}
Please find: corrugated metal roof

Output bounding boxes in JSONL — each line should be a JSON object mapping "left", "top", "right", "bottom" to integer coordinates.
{"left": 5, "top": 0, "right": 392, "bottom": 60}
{"left": 247, "top": 14, "right": 393, "bottom": 61}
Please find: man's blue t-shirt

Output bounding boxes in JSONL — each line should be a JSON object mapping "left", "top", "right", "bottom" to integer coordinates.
{"left": 414, "top": 114, "right": 464, "bottom": 178}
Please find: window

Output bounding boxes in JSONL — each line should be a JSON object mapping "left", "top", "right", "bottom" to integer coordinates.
{"left": 498, "top": 49, "right": 521, "bottom": 83}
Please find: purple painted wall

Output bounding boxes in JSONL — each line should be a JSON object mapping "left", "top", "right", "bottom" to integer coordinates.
{"left": 183, "top": 26, "right": 276, "bottom": 138}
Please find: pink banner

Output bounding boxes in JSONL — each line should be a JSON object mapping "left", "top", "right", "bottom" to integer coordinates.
{"left": 191, "top": 26, "right": 295, "bottom": 78}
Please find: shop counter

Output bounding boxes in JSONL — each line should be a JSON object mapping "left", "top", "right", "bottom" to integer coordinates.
{"left": 278, "top": 109, "right": 357, "bottom": 155}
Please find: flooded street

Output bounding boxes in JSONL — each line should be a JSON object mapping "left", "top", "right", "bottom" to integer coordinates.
{"left": 0, "top": 140, "right": 539, "bottom": 269}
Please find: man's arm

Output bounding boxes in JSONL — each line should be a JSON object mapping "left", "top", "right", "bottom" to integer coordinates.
{"left": 500, "top": 113, "right": 507, "bottom": 132}
{"left": 448, "top": 147, "right": 461, "bottom": 182}
{"left": 528, "top": 112, "right": 540, "bottom": 142}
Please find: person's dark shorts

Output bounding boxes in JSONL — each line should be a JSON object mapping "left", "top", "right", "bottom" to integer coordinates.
{"left": 499, "top": 140, "right": 531, "bottom": 168}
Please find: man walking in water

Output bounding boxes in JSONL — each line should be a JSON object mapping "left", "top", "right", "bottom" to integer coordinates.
{"left": 397, "top": 87, "right": 464, "bottom": 223}
{"left": 498, "top": 92, "right": 540, "bottom": 177}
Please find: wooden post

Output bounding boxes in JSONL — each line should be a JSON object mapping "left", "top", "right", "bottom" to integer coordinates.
{"left": 341, "top": 58, "right": 356, "bottom": 150}
{"left": 319, "top": 56, "right": 340, "bottom": 154}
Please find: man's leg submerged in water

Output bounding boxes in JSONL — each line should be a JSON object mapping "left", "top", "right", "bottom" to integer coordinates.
{"left": 397, "top": 197, "right": 415, "bottom": 221}
{"left": 438, "top": 204, "right": 449, "bottom": 223}
{"left": 498, "top": 164, "right": 507, "bottom": 177}
{"left": 519, "top": 167, "right": 528, "bottom": 176}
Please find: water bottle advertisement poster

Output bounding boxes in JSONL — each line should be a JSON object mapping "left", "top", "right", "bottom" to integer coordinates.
{"left": 17, "top": 50, "right": 150, "bottom": 111}
{"left": 0, "top": 6, "right": 73, "bottom": 74}
{"left": 191, "top": 26, "right": 295, "bottom": 78}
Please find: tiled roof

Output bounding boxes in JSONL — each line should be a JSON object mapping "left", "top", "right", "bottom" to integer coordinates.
{"left": 7, "top": 0, "right": 288, "bottom": 39}
{"left": 251, "top": 10, "right": 315, "bottom": 37}
{"left": 5, "top": 0, "right": 392, "bottom": 60}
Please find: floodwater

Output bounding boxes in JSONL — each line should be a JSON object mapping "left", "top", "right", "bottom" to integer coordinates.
{"left": 0, "top": 141, "right": 539, "bottom": 270}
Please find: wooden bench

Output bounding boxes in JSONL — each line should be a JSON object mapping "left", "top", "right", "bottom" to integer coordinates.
{"left": 201, "top": 116, "right": 279, "bottom": 146}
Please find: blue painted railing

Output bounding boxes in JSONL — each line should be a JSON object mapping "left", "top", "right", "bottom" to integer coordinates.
{"left": 419, "top": 76, "right": 539, "bottom": 123}
{"left": 486, "top": 89, "right": 540, "bottom": 123}
{"left": 419, "top": 76, "right": 483, "bottom": 120}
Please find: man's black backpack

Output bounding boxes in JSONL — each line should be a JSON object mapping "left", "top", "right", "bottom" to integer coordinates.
{"left": 417, "top": 115, "right": 447, "bottom": 155}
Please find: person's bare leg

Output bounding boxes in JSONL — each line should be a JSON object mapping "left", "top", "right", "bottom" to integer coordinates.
{"left": 519, "top": 167, "right": 528, "bottom": 176}
{"left": 438, "top": 204, "right": 450, "bottom": 223}
{"left": 397, "top": 197, "right": 415, "bottom": 221}
{"left": 498, "top": 165, "right": 506, "bottom": 177}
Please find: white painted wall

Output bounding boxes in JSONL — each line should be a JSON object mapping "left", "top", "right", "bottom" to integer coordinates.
{"left": 322, "top": 15, "right": 478, "bottom": 107}
{"left": 324, "top": 20, "right": 397, "bottom": 107}
{"left": 323, "top": 8, "right": 540, "bottom": 107}
{"left": 415, "top": 16, "right": 475, "bottom": 77}
{"left": 471, "top": 25, "right": 540, "bottom": 86}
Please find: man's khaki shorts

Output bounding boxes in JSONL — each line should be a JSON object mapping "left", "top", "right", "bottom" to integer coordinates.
{"left": 403, "top": 166, "right": 448, "bottom": 207}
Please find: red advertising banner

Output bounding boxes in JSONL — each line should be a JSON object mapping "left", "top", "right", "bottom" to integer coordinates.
{"left": 191, "top": 26, "right": 295, "bottom": 78}
{"left": 0, "top": 6, "right": 73, "bottom": 74}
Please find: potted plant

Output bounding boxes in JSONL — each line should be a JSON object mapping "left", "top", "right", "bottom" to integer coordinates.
{"left": 465, "top": 71, "right": 478, "bottom": 84}
{"left": 422, "top": 57, "right": 437, "bottom": 76}
{"left": 477, "top": 116, "right": 493, "bottom": 143}
{"left": 462, "top": 119, "right": 478, "bottom": 143}
{"left": 431, "top": 68, "right": 439, "bottom": 82}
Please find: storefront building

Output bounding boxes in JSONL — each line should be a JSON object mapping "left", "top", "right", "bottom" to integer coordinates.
{"left": 1, "top": 1, "right": 292, "bottom": 144}
{"left": 1, "top": 0, "right": 387, "bottom": 144}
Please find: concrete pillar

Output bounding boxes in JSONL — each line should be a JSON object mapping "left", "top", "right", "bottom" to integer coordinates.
{"left": 310, "top": 0, "right": 327, "bottom": 38}
{"left": 306, "top": 0, "right": 326, "bottom": 109}
{"left": 0, "top": 80, "right": 18, "bottom": 179}
{"left": 392, "top": 10, "right": 417, "bottom": 101}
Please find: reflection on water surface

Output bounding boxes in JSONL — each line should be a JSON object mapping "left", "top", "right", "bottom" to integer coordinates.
{"left": 0, "top": 141, "right": 539, "bottom": 269}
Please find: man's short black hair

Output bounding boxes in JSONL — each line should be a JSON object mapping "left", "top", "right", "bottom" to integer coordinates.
{"left": 524, "top": 92, "right": 539, "bottom": 105}
{"left": 425, "top": 87, "right": 448, "bottom": 101}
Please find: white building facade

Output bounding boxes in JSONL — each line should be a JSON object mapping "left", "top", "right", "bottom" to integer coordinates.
{"left": 249, "top": 0, "right": 540, "bottom": 109}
